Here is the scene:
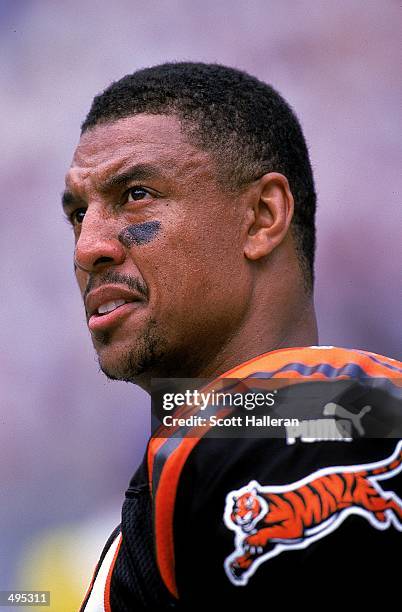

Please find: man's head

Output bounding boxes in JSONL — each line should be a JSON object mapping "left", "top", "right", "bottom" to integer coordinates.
{"left": 63, "top": 62, "right": 317, "bottom": 389}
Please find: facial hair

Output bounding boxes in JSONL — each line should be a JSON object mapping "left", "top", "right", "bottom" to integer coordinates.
{"left": 97, "top": 316, "right": 168, "bottom": 382}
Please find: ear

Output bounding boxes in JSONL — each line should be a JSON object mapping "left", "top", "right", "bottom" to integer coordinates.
{"left": 244, "top": 172, "right": 294, "bottom": 261}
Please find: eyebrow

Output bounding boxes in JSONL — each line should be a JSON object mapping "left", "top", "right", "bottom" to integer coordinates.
{"left": 61, "top": 190, "right": 85, "bottom": 211}
{"left": 61, "top": 163, "right": 165, "bottom": 211}
{"left": 100, "top": 163, "right": 165, "bottom": 191}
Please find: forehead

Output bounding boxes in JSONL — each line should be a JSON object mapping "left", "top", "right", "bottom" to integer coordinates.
{"left": 66, "top": 113, "right": 211, "bottom": 190}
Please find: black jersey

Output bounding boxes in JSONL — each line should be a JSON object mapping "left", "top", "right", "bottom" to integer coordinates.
{"left": 80, "top": 347, "right": 402, "bottom": 610}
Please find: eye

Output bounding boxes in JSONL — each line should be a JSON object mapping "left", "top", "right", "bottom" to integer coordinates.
{"left": 127, "top": 187, "right": 151, "bottom": 202}
{"left": 70, "top": 207, "right": 86, "bottom": 225}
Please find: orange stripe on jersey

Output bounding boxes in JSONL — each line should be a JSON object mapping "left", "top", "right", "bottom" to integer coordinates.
{"left": 355, "top": 350, "right": 401, "bottom": 370}
{"left": 221, "top": 346, "right": 402, "bottom": 379}
{"left": 154, "top": 438, "right": 199, "bottom": 598}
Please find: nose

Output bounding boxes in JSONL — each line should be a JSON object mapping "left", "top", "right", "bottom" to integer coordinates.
{"left": 74, "top": 207, "right": 126, "bottom": 273}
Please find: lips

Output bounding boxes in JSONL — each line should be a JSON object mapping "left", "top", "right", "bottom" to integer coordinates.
{"left": 85, "top": 285, "right": 146, "bottom": 332}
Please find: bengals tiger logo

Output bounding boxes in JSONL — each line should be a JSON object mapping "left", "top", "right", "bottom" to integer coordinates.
{"left": 223, "top": 441, "right": 402, "bottom": 585}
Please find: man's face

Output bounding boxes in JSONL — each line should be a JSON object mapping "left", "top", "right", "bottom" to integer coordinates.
{"left": 64, "top": 114, "right": 251, "bottom": 385}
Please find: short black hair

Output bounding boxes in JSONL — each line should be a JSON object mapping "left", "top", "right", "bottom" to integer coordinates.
{"left": 82, "top": 62, "right": 316, "bottom": 291}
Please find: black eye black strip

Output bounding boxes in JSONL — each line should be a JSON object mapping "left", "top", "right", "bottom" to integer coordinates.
{"left": 118, "top": 221, "right": 161, "bottom": 247}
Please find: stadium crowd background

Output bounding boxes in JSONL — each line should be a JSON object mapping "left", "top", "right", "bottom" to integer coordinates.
{"left": 1, "top": 1, "right": 400, "bottom": 609}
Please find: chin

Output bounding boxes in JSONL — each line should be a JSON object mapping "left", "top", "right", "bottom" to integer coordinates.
{"left": 94, "top": 319, "right": 167, "bottom": 382}
{"left": 95, "top": 345, "right": 144, "bottom": 382}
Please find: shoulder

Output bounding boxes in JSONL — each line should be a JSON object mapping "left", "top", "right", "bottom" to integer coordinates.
{"left": 148, "top": 345, "right": 401, "bottom": 601}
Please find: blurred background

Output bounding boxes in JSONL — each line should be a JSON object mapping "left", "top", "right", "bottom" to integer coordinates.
{"left": 1, "top": 1, "right": 401, "bottom": 609}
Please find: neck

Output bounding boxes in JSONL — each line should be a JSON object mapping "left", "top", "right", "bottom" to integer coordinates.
{"left": 194, "top": 296, "right": 318, "bottom": 379}
{"left": 136, "top": 294, "right": 318, "bottom": 393}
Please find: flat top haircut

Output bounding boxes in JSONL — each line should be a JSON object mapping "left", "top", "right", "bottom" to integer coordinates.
{"left": 82, "top": 62, "right": 316, "bottom": 291}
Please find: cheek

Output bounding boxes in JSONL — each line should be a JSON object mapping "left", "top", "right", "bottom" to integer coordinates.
{"left": 118, "top": 221, "right": 161, "bottom": 247}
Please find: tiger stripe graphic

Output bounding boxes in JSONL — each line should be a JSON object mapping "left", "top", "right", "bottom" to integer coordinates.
{"left": 224, "top": 441, "right": 402, "bottom": 586}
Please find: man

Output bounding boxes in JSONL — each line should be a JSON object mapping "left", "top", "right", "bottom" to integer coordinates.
{"left": 63, "top": 63, "right": 401, "bottom": 610}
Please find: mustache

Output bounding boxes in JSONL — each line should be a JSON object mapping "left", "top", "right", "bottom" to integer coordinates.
{"left": 83, "top": 271, "right": 149, "bottom": 302}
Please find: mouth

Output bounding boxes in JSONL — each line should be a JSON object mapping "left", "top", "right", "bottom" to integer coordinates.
{"left": 234, "top": 517, "right": 253, "bottom": 530}
{"left": 88, "top": 300, "right": 145, "bottom": 332}
{"left": 85, "top": 285, "right": 147, "bottom": 333}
